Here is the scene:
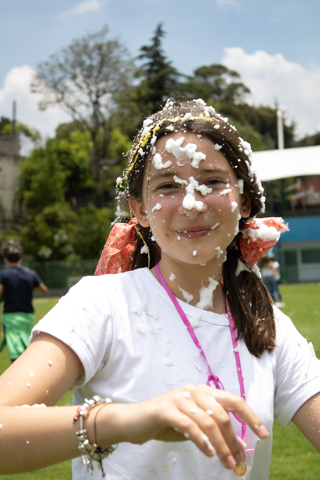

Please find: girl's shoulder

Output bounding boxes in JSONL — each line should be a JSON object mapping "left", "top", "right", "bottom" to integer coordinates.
{"left": 272, "top": 305, "right": 317, "bottom": 360}
{"left": 273, "top": 305, "right": 295, "bottom": 340}
{"left": 72, "top": 267, "right": 150, "bottom": 288}
{"left": 63, "top": 268, "right": 153, "bottom": 305}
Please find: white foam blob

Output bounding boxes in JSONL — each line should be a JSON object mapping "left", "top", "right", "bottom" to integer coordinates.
{"left": 153, "top": 153, "right": 173, "bottom": 170}
{"left": 196, "top": 277, "right": 219, "bottom": 310}
{"left": 219, "top": 188, "right": 232, "bottom": 196}
{"left": 231, "top": 201, "right": 238, "bottom": 212}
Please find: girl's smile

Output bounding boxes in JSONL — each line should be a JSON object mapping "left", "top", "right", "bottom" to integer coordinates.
{"left": 176, "top": 226, "right": 214, "bottom": 239}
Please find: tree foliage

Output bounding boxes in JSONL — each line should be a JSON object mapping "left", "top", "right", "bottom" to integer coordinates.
{"left": 0, "top": 120, "right": 40, "bottom": 144}
{"left": 0, "top": 116, "right": 11, "bottom": 133}
{"left": 134, "top": 23, "right": 182, "bottom": 118}
{"left": 31, "top": 26, "right": 134, "bottom": 204}
{"left": 182, "top": 64, "right": 250, "bottom": 105}
{"left": 18, "top": 124, "right": 116, "bottom": 260}
{"left": 237, "top": 104, "right": 295, "bottom": 149}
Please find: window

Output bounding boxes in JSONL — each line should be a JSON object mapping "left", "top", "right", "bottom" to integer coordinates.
{"left": 301, "top": 249, "right": 320, "bottom": 264}
{"left": 283, "top": 250, "right": 297, "bottom": 266}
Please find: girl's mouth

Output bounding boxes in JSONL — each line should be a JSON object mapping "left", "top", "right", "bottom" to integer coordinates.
{"left": 176, "top": 228, "right": 211, "bottom": 239}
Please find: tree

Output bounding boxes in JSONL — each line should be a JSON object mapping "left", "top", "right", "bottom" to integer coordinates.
{"left": 18, "top": 146, "right": 76, "bottom": 260}
{"left": 239, "top": 105, "right": 295, "bottom": 149}
{"left": 31, "top": 26, "right": 134, "bottom": 205}
{"left": 292, "top": 133, "right": 320, "bottom": 148}
{"left": 0, "top": 116, "right": 11, "bottom": 134}
{"left": 1, "top": 121, "right": 40, "bottom": 143}
{"left": 134, "top": 23, "right": 182, "bottom": 117}
{"left": 18, "top": 122, "right": 123, "bottom": 260}
{"left": 181, "top": 64, "right": 250, "bottom": 105}
{"left": 181, "top": 64, "right": 295, "bottom": 149}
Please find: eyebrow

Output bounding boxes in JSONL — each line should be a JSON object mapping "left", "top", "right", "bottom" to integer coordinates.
{"left": 149, "top": 166, "right": 229, "bottom": 182}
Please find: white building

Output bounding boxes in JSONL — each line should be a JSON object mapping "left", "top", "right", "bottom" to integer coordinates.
{"left": 252, "top": 146, "right": 320, "bottom": 283}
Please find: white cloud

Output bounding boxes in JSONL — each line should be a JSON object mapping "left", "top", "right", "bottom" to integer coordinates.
{"left": 221, "top": 47, "right": 320, "bottom": 139}
{"left": 0, "top": 65, "right": 70, "bottom": 144}
{"left": 58, "top": 0, "right": 103, "bottom": 20}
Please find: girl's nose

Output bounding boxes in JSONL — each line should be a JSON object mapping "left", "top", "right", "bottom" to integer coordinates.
{"left": 177, "top": 193, "right": 208, "bottom": 217}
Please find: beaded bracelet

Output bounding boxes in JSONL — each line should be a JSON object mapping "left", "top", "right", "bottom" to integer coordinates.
{"left": 72, "top": 395, "right": 117, "bottom": 477}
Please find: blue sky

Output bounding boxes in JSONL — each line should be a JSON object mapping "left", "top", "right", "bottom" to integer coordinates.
{"left": 1, "top": 0, "right": 320, "bottom": 142}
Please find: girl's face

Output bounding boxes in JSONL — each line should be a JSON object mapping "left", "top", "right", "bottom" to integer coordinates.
{"left": 130, "top": 132, "right": 250, "bottom": 269}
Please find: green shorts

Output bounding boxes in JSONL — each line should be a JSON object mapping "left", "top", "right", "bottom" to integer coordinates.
{"left": 2, "top": 312, "right": 34, "bottom": 361}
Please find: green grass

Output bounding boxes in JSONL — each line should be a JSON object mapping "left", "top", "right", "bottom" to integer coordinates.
{"left": 269, "top": 283, "right": 320, "bottom": 479}
{"left": 0, "top": 285, "right": 319, "bottom": 478}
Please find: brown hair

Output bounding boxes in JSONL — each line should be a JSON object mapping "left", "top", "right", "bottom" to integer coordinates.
{"left": 117, "top": 99, "right": 275, "bottom": 357}
{"left": 1, "top": 240, "right": 23, "bottom": 263}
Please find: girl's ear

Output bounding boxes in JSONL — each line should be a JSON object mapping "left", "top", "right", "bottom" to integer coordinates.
{"left": 129, "top": 196, "right": 150, "bottom": 227}
{"left": 240, "top": 192, "right": 251, "bottom": 218}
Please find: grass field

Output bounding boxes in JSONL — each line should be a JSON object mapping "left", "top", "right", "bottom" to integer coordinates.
{"left": 0, "top": 283, "right": 319, "bottom": 479}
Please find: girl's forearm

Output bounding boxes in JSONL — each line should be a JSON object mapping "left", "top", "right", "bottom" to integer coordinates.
{"left": 0, "top": 405, "right": 82, "bottom": 473}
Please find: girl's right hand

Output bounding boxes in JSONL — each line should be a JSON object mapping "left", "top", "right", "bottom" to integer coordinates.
{"left": 100, "top": 384, "right": 269, "bottom": 470}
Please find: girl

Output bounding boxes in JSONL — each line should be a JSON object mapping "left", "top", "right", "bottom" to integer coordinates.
{"left": 0, "top": 99, "right": 319, "bottom": 479}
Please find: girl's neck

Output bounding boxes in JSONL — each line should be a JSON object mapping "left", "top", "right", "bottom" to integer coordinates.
{"left": 152, "top": 258, "right": 226, "bottom": 314}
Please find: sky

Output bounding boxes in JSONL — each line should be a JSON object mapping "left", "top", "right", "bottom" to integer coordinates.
{"left": 1, "top": 0, "right": 320, "bottom": 144}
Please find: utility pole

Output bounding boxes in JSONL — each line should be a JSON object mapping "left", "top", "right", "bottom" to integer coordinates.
{"left": 12, "top": 100, "right": 16, "bottom": 135}
{"left": 277, "top": 109, "right": 284, "bottom": 150}
{"left": 277, "top": 109, "right": 284, "bottom": 216}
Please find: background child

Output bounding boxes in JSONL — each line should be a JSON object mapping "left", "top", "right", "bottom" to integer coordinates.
{"left": 0, "top": 240, "right": 48, "bottom": 362}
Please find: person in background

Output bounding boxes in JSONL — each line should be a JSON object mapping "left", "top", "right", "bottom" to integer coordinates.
{"left": 0, "top": 240, "right": 48, "bottom": 362}
{"left": 258, "top": 255, "right": 275, "bottom": 301}
{"left": 270, "top": 253, "right": 285, "bottom": 307}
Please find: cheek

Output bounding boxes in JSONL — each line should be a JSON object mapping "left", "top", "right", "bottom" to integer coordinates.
{"left": 147, "top": 198, "right": 176, "bottom": 227}
{"left": 210, "top": 189, "right": 239, "bottom": 211}
{"left": 213, "top": 191, "right": 241, "bottom": 229}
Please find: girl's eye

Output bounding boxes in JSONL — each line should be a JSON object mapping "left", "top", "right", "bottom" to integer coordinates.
{"left": 158, "top": 183, "right": 178, "bottom": 190}
{"left": 205, "top": 179, "right": 223, "bottom": 187}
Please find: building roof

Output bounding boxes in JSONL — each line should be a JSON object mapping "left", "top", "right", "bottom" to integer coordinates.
{"left": 252, "top": 145, "right": 320, "bottom": 181}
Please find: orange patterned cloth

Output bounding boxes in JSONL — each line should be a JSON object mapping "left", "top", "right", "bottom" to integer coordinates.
{"left": 94, "top": 219, "right": 138, "bottom": 275}
{"left": 239, "top": 217, "right": 288, "bottom": 266}
{"left": 95, "top": 217, "right": 288, "bottom": 275}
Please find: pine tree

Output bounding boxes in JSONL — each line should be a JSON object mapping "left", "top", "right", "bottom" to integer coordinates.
{"left": 135, "top": 24, "right": 181, "bottom": 116}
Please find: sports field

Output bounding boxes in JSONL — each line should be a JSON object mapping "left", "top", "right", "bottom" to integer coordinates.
{"left": 0, "top": 283, "right": 319, "bottom": 479}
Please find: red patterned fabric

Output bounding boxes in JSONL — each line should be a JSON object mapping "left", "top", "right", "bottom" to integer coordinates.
{"left": 95, "top": 217, "right": 288, "bottom": 276}
{"left": 94, "top": 219, "right": 138, "bottom": 275}
{"left": 239, "top": 217, "right": 288, "bottom": 266}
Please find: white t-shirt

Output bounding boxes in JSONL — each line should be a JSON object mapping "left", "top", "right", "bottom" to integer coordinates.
{"left": 32, "top": 268, "right": 320, "bottom": 480}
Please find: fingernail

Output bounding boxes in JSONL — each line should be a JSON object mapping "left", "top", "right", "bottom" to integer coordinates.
{"left": 208, "top": 444, "right": 216, "bottom": 455}
{"left": 236, "top": 436, "right": 247, "bottom": 451}
{"left": 235, "top": 452, "right": 244, "bottom": 466}
{"left": 202, "top": 433, "right": 216, "bottom": 454}
{"left": 257, "top": 425, "right": 269, "bottom": 437}
{"left": 225, "top": 455, "right": 236, "bottom": 468}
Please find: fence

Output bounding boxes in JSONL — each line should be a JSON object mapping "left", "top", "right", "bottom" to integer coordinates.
{"left": 24, "top": 259, "right": 99, "bottom": 295}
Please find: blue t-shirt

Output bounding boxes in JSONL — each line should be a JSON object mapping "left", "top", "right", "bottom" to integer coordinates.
{"left": 0, "top": 266, "right": 41, "bottom": 313}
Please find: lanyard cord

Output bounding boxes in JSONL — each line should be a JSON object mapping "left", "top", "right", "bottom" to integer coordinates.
{"left": 155, "top": 263, "right": 247, "bottom": 439}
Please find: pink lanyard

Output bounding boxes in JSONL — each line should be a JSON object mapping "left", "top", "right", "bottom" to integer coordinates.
{"left": 155, "top": 263, "right": 247, "bottom": 440}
